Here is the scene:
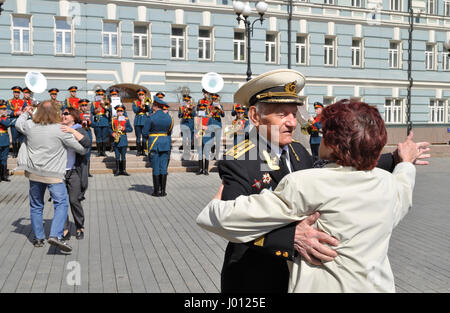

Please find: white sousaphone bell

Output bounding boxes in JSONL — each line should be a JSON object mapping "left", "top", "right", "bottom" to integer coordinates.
{"left": 24, "top": 71, "right": 48, "bottom": 110}
{"left": 201, "top": 72, "right": 224, "bottom": 94}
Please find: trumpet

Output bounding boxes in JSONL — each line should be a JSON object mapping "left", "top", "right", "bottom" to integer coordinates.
{"left": 224, "top": 122, "right": 242, "bottom": 139}
{"left": 300, "top": 121, "right": 313, "bottom": 135}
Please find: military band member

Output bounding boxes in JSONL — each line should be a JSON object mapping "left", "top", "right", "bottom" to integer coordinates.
{"left": 195, "top": 95, "right": 212, "bottom": 175}
{"left": 48, "top": 88, "right": 62, "bottom": 110}
{"left": 91, "top": 89, "right": 110, "bottom": 157}
{"left": 0, "top": 100, "right": 11, "bottom": 182}
{"left": 22, "top": 87, "right": 33, "bottom": 107}
{"left": 7, "top": 86, "right": 26, "bottom": 158}
{"left": 133, "top": 89, "right": 151, "bottom": 156}
{"left": 231, "top": 103, "right": 248, "bottom": 119}
{"left": 143, "top": 97, "right": 173, "bottom": 197}
{"left": 309, "top": 102, "right": 324, "bottom": 163}
{"left": 178, "top": 95, "right": 196, "bottom": 157}
{"left": 230, "top": 104, "right": 249, "bottom": 146}
{"left": 111, "top": 105, "right": 133, "bottom": 176}
{"left": 79, "top": 99, "right": 93, "bottom": 177}
{"left": 208, "top": 93, "right": 225, "bottom": 160}
{"left": 155, "top": 92, "right": 165, "bottom": 102}
{"left": 63, "top": 86, "right": 80, "bottom": 110}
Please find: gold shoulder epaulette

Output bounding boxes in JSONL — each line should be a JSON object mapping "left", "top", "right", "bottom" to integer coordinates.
{"left": 225, "top": 139, "right": 256, "bottom": 159}
{"left": 291, "top": 139, "right": 300, "bottom": 143}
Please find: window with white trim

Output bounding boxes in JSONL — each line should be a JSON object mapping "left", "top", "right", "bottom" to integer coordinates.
{"left": 352, "top": 0, "right": 363, "bottom": 8}
{"left": 425, "top": 43, "right": 436, "bottom": 70}
{"left": 12, "top": 16, "right": 31, "bottom": 53}
{"left": 389, "top": 41, "right": 401, "bottom": 69}
{"left": 352, "top": 39, "right": 362, "bottom": 68}
{"left": 324, "top": 0, "right": 335, "bottom": 4}
{"left": 134, "top": 24, "right": 149, "bottom": 58}
{"left": 442, "top": 52, "right": 450, "bottom": 70}
{"left": 265, "top": 32, "right": 277, "bottom": 64}
{"left": 55, "top": 18, "right": 72, "bottom": 55}
{"left": 198, "top": 28, "right": 212, "bottom": 61}
{"left": 103, "top": 21, "right": 119, "bottom": 56}
{"left": 171, "top": 26, "right": 186, "bottom": 59}
{"left": 234, "top": 31, "right": 245, "bottom": 62}
{"left": 429, "top": 99, "right": 446, "bottom": 123}
{"left": 445, "top": 0, "right": 450, "bottom": 16}
{"left": 323, "top": 97, "right": 335, "bottom": 106}
{"left": 390, "top": 0, "right": 402, "bottom": 11}
{"left": 296, "top": 35, "right": 307, "bottom": 65}
{"left": 384, "top": 98, "right": 404, "bottom": 124}
{"left": 324, "top": 37, "right": 336, "bottom": 66}
{"left": 426, "top": 0, "right": 437, "bottom": 15}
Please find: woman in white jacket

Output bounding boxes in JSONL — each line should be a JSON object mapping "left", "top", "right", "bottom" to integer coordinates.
{"left": 197, "top": 100, "right": 420, "bottom": 293}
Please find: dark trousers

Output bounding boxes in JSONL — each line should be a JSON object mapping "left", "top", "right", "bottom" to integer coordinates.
{"left": 64, "top": 169, "right": 85, "bottom": 230}
{"left": 150, "top": 151, "right": 169, "bottom": 175}
{"left": 114, "top": 146, "right": 127, "bottom": 161}
{"left": 94, "top": 126, "right": 109, "bottom": 143}
{"left": 0, "top": 146, "right": 8, "bottom": 165}
{"left": 135, "top": 125, "right": 144, "bottom": 145}
{"left": 10, "top": 125, "right": 24, "bottom": 143}
{"left": 310, "top": 143, "right": 320, "bottom": 162}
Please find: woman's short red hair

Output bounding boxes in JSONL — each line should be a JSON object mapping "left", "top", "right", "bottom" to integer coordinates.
{"left": 321, "top": 99, "right": 387, "bottom": 171}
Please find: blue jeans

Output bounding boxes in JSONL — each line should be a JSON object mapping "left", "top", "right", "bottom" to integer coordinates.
{"left": 29, "top": 181, "right": 69, "bottom": 240}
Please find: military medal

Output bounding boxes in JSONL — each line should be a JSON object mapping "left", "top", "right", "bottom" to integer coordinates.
{"left": 252, "top": 179, "right": 262, "bottom": 190}
{"left": 262, "top": 173, "right": 272, "bottom": 184}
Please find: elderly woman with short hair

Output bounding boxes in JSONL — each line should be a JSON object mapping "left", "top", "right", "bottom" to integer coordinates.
{"left": 197, "top": 99, "right": 420, "bottom": 293}
{"left": 15, "top": 101, "right": 89, "bottom": 252}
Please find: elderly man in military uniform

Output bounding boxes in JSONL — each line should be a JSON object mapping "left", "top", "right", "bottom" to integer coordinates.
{"left": 143, "top": 96, "right": 173, "bottom": 197}
{"left": 217, "top": 69, "right": 425, "bottom": 293}
{"left": 63, "top": 86, "right": 80, "bottom": 110}
{"left": 7, "top": 86, "right": 26, "bottom": 158}
{"left": 132, "top": 89, "right": 151, "bottom": 156}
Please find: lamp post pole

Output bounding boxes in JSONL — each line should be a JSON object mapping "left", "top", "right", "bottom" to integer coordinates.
{"left": 287, "top": 0, "right": 293, "bottom": 69}
{"left": 234, "top": 1, "right": 268, "bottom": 81}
{"left": 407, "top": 0, "right": 413, "bottom": 136}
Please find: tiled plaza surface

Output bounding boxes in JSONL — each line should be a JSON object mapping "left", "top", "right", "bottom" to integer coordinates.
{"left": 0, "top": 158, "right": 448, "bottom": 293}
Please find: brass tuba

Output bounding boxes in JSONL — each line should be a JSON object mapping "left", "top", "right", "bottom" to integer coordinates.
{"left": 300, "top": 121, "right": 313, "bottom": 135}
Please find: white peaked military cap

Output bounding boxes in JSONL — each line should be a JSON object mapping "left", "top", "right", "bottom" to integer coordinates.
{"left": 234, "top": 69, "right": 306, "bottom": 107}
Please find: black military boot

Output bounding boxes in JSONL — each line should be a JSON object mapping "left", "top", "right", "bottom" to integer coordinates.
{"left": 12, "top": 143, "right": 17, "bottom": 158}
{"left": 121, "top": 160, "right": 130, "bottom": 176}
{"left": 97, "top": 143, "right": 102, "bottom": 157}
{"left": 197, "top": 160, "right": 203, "bottom": 175}
{"left": 2, "top": 165, "right": 11, "bottom": 182}
{"left": 160, "top": 174, "right": 167, "bottom": 197}
{"left": 136, "top": 143, "right": 141, "bottom": 156}
{"left": 151, "top": 175, "right": 160, "bottom": 197}
{"left": 204, "top": 160, "right": 209, "bottom": 176}
{"left": 114, "top": 160, "right": 120, "bottom": 176}
{"left": 102, "top": 142, "right": 108, "bottom": 156}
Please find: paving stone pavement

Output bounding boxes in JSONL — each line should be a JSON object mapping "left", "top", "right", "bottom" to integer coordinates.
{"left": 0, "top": 158, "right": 448, "bottom": 293}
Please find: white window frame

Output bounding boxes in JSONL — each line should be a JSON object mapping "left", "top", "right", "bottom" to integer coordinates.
{"left": 429, "top": 99, "right": 447, "bottom": 123}
{"left": 171, "top": 25, "right": 187, "bottom": 60}
{"left": 384, "top": 98, "right": 404, "bottom": 124}
{"left": 295, "top": 34, "right": 308, "bottom": 65}
{"left": 389, "top": 41, "right": 401, "bottom": 69}
{"left": 425, "top": 0, "right": 437, "bottom": 15}
{"left": 133, "top": 23, "right": 150, "bottom": 58}
{"left": 54, "top": 17, "right": 74, "bottom": 56}
{"left": 324, "top": 36, "right": 336, "bottom": 67}
{"left": 425, "top": 43, "right": 436, "bottom": 70}
{"left": 323, "top": 96, "right": 336, "bottom": 106}
{"left": 234, "top": 30, "right": 246, "bottom": 62}
{"left": 442, "top": 52, "right": 450, "bottom": 71}
{"left": 445, "top": 0, "right": 450, "bottom": 16}
{"left": 265, "top": 32, "right": 278, "bottom": 64}
{"left": 352, "top": 38, "right": 363, "bottom": 68}
{"left": 11, "top": 14, "right": 32, "bottom": 54}
{"left": 390, "top": 0, "right": 402, "bottom": 11}
{"left": 198, "top": 27, "right": 213, "bottom": 61}
{"left": 324, "top": 0, "right": 335, "bottom": 4}
{"left": 102, "top": 20, "right": 120, "bottom": 57}
{"left": 351, "top": 0, "right": 363, "bottom": 8}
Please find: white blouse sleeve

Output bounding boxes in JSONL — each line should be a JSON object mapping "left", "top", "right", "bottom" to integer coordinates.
{"left": 196, "top": 174, "right": 310, "bottom": 243}
{"left": 391, "top": 162, "right": 416, "bottom": 228}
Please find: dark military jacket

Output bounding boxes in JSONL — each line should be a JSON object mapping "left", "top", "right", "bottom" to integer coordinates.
{"left": 219, "top": 129, "right": 396, "bottom": 293}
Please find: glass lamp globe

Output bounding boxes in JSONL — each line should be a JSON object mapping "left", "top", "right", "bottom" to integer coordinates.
{"left": 233, "top": 1, "right": 245, "bottom": 14}
{"left": 255, "top": 1, "right": 268, "bottom": 14}
{"left": 242, "top": 3, "right": 252, "bottom": 17}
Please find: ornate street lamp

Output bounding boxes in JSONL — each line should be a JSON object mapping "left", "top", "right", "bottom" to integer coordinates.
{"left": 233, "top": 1, "right": 268, "bottom": 81}
{"left": 0, "top": 0, "right": 6, "bottom": 16}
